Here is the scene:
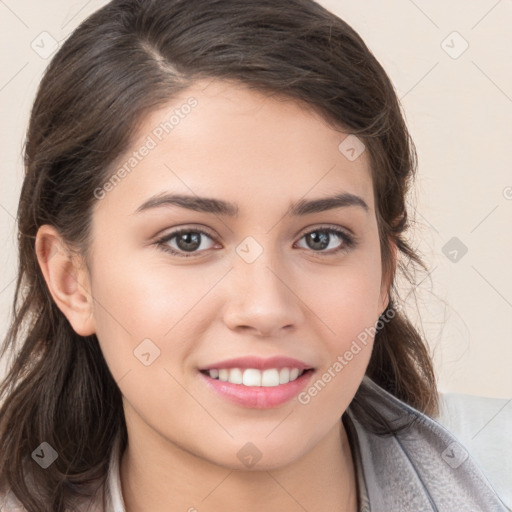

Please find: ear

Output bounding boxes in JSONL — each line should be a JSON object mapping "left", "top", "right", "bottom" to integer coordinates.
{"left": 379, "top": 238, "right": 398, "bottom": 314}
{"left": 35, "top": 225, "right": 96, "bottom": 336}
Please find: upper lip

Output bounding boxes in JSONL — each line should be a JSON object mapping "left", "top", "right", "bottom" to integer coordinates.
{"left": 199, "top": 356, "right": 314, "bottom": 371}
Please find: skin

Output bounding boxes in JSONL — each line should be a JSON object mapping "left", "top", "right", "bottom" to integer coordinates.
{"left": 36, "top": 79, "right": 395, "bottom": 512}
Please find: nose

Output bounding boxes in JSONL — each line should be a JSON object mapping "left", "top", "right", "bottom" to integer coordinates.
{"left": 222, "top": 249, "right": 304, "bottom": 337}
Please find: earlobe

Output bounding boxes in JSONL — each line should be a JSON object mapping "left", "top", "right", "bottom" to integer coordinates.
{"left": 35, "top": 225, "right": 96, "bottom": 336}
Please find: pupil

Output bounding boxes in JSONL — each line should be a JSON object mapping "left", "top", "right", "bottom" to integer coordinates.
{"left": 308, "top": 231, "right": 329, "bottom": 250}
{"left": 178, "top": 232, "right": 200, "bottom": 251}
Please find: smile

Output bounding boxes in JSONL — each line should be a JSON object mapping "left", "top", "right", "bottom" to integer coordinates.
{"left": 202, "top": 367, "right": 306, "bottom": 386}
{"left": 199, "top": 368, "right": 315, "bottom": 409}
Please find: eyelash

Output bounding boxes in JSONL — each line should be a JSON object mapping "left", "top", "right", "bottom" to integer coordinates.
{"left": 155, "top": 225, "right": 357, "bottom": 259}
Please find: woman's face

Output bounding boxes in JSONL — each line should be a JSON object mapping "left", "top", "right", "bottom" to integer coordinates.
{"left": 87, "top": 79, "right": 390, "bottom": 469}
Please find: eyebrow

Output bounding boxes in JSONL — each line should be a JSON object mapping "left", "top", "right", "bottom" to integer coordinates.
{"left": 134, "top": 191, "right": 369, "bottom": 217}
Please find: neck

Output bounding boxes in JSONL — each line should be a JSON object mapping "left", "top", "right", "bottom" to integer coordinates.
{"left": 119, "top": 415, "right": 358, "bottom": 512}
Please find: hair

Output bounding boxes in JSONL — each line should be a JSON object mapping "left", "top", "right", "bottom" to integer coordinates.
{"left": 0, "top": 0, "right": 438, "bottom": 510}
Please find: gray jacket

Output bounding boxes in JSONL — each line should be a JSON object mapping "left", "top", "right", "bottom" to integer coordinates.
{"left": 1, "top": 376, "right": 509, "bottom": 511}
{"left": 343, "top": 376, "right": 510, "bottom": 511}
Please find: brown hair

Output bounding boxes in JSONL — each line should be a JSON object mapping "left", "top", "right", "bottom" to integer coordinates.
{"left": 0, "top": 0, "right": 438, "bottom": 510}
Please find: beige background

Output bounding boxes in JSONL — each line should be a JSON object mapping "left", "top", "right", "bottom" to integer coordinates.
{"left": 1, "top": 1, "right": 511, "bottom": 398}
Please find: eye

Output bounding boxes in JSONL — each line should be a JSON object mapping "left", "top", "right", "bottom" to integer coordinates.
{"left": 295, "top": 226, "right": 355, "bottom": 255}
{"left": 156, "top": 228, "right": 217, "bottom": 258}
{"left": 155, "top": 225, "right": 356, "bottom": 259}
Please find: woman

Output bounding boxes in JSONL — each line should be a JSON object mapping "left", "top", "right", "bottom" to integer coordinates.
{"left": 0, "top": 0, "right": 508, "bottom": 510}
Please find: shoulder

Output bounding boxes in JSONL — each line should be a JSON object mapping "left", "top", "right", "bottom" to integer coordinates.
{"left": 436, "top": 391, "right": 512, "bottom": 510}
{"left": 0, "top": 434, "right": 123, "bottom": 512}
{"left": 345, "top": 376, "right": 511, "bottom": 512}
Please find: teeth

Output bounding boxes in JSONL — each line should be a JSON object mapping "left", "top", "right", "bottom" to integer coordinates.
{"left": 229, "top": 368, "right": 243, "bottom": 384}
{"left": 261, "top": 369, "right": 280, "bottom": 387}
{"left": 289, "top": 368, "right": 299, "bottom": 381}
{"left": 206, "top": 367, "right": 305, "bottom": 386}
{"left": 243, "top": 368, "right": 261, "bottom": 386}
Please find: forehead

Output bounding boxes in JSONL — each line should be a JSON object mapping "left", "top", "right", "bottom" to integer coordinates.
{"left": 97, "top": 79, "right": 375, "bottom": 217}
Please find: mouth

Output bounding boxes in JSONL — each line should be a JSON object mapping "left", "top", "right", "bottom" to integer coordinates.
{"left": 199, "top": 367, "right": 312, "bottom": 386}
{"left": 198, "top": 367, "right": 315, "bottom": 409}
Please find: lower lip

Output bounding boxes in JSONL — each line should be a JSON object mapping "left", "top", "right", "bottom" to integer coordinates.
{"left": 199, "top": 370, "right": 314, "bottom": 409}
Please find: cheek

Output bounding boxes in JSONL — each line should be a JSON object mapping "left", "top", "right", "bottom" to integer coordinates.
{"left": 296, "top": 280, "right": 380, "bottom": 421}
{"left": 88, "top": 246, "right": 225, "bottom": 377}
{"left": 298, "top": 252, "right": 382, "bottom": 392}
{"left": 306, "top": 254, "right": 383, "bottom": 339}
